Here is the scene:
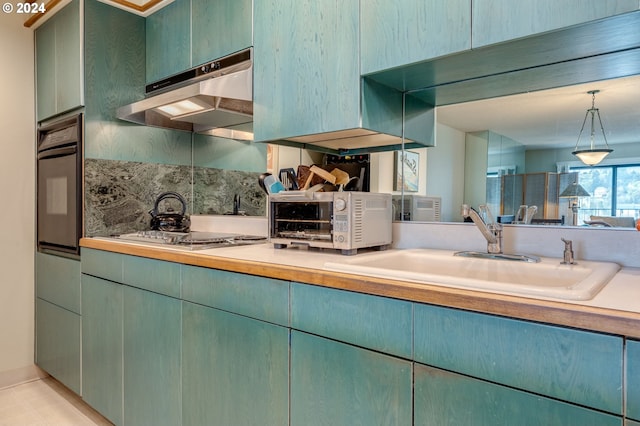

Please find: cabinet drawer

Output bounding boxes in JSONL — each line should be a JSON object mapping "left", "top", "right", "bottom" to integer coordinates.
{"left": 415, "top": 363, "right": 621, "bottom": 426}
{"left": 123, "top": 255, "right": 181, "bottom": 298}
{"left": 182, "top": 265, "right": 289, "bottom": 326}
{"left": 81, "top": 248, "right": 123, "bottom": 282}
{"left": 414, "top": 303, "right": 623, "bottom": 414}
{"left": 36, "top": 252, "right": 81, "bottom": 314}
{"left": 291, "top": 282, "right": 412, "bottom": 359}
{"left": 35, "top": 298, "right": 81, "bottom": 395}
{"left": 627, "top": 340, "right": 640, "bottom": 421}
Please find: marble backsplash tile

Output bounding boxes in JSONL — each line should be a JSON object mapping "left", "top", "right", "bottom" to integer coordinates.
{"left": 85, "top": 158, "right": 266, "bottom": 236}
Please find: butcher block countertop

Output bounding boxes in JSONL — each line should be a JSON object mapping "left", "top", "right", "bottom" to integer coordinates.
{"left": 81, "top": 237, "right": 640, "bottom": 339}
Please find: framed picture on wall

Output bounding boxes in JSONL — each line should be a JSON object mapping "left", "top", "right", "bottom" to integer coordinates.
{"left": 394, "top": 150, "right": 419, "bottom": 192}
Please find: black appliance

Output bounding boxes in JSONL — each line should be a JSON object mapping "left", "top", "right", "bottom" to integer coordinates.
{"left": 37, "top": 113, "right": 83, "bottom": 256}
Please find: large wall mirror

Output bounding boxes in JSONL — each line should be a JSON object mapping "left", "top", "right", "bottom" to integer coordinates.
{"left": 393, "top": 11, "right": 640, "bottom": 228}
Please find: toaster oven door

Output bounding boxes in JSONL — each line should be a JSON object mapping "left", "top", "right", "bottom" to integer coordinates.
{"left": 270, "top": 201, "right": 333, "bottom": 242}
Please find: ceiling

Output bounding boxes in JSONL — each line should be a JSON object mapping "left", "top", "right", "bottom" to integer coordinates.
{"left": 436, "top": 74, "right": 640, "bottom": 150}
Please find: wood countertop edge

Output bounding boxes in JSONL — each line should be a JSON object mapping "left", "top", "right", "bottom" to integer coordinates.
{"left": 80, "top": 238, "right": 640, "bottom": 339}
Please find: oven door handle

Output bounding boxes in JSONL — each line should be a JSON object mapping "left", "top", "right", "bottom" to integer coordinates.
{"left": 37, "top": 145, "right": 77, "bottom": 160}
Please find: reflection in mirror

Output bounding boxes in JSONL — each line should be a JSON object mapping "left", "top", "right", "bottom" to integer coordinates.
{"left": 399, "top": 74, "right": 640, "bottom": 227}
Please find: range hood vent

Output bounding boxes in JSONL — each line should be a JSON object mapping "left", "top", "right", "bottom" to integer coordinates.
{"left": 117, "top": 49, "right": 253, "bottom": 140}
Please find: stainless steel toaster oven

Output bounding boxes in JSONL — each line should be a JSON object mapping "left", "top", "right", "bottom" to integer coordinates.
{"left": 268, "top": 191, "right": 392, "bottom": 255}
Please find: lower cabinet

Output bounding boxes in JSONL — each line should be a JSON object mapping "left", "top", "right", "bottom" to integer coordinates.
{"left": 81, "top": 275, "right": 123, "bottom": 425}
{"left": 35, "top": 252, "right": 81, "bottom": 394}
{"left": 35, "top": 298, "right": 81, "bottom": 394}
{"left": 123, "top": 286, "right": 182, "bottom": 426}
{"left": 290, "top": 331, "right": 412, "bottom": 426}
{"left": 628, "top": 340, "right": 640, "bottom": 422}
{"left": 415, "top": 363, "right": 621, "bottom": 426}
{"left": 182, "top": 302, "right": 289, "bottom": 426}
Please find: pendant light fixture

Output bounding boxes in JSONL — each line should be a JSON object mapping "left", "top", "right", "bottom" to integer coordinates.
{"left": 572, "top": 90, "right": 613, "bottom": 166}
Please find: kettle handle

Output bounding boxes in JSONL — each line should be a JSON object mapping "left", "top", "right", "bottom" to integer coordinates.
{"left": 151, "top": 192, "right": 188, "bottom": 217}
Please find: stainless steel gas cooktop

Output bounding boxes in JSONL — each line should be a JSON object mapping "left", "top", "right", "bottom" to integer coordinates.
{"left": 114, "top": 230, "right": 266, "bottom": 251}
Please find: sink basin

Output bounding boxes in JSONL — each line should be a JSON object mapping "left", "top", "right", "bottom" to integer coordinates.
{"left": 324, "top": 249, "right": 620, "bottom": 300}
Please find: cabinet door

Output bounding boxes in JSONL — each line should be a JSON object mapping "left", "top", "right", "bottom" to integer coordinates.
{"left": 628, "top": 340, "right": 640, "bottom": 421}
{"left": 472, "top": 0, "right": 638, "bottom": 48}
{"left": 146, "top": 0, "right": 191, "bottom": 83}
{"left": 253, "top": 0, "right": 361, "bottom": 142}
{"left": 35, "top": 298, "right": 81, "bottom": 395}
{"left": 123, "top": 286, "right": 182, "bottom": 426}
{"left": 82, "top": 275, "right": 123, "bottom": 426}
{"left": 54, "top": 0, "right": 83, "bottom": 114}
{"left": 290, "top": 331, "right": 412, "bottom": 426}
{"left": 35, "top": 0, "right": 82, "bottom": 121}
{"left": 360, "top": 0, "right": 471, "bottom": 75}
{"left": 191, "top": 0, "right": 252, "bottom": 66}
{"left": 182, "top": 302, "right": 289, "bottom": 426}
{"left": 415, "top": 363, "right": 621, "bottom": 426}
{"left": 35, "top": 18, "right": 56, "bottom": 120}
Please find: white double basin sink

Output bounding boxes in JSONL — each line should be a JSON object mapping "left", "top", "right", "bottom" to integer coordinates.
{"left": 324, "top": 249, "right": 620, "bottom": 301}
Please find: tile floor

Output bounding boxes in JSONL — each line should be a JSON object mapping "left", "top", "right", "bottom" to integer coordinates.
{"left": 0, "top": 377, "right": 112, "bottom": 425}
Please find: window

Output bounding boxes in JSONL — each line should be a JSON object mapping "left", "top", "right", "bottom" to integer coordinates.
{"left": 571, "top": 164, "right": 640, "bottom": 225}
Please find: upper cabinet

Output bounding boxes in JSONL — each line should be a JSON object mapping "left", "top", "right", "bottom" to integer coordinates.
{"left": 253, "top": 0, "right": 434, "bottom": 154}
{"left": 146, "top": 0, "right": 252, "bottom": 83}
{"left": 35, "top": 0, "right": 83, "bottom": 121}
{"left": 360, "top": 0, "right": 471, "bottom": 75}
{"left": 472, "top": 0, "right": 639, "bottom": 48}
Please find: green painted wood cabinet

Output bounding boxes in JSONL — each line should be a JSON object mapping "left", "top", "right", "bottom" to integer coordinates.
{"left": 471, "top": 0, "right": 638, "bottom": 48}
{"left": 290, "top": 282, "right": 412, "bottom": 359}
{"left": 290, "top": 331, "right": 412, "bottom": 425}
{"left": 182, "top": 302, "right": 289, "bottom": 426}
{"left": 35, "top": 0, "right": 83, "bottom": 121}
{"left": 35, "top": 299, "right": 81, "bottom": 395}
{"left": 146, "top": 0, "right": 252, "bottom": 83}
{"left": 415, "top": 363, "right": 621, "bottom": 426}
{"left": 81, "top": 275, "right": 123, "bottom": 425}
{"left": 253, "top": 0, "right": 361, "bottom": 143}
{"left": 123, "top": 286, "right": 182, "bottom": 426}
{"left": 360, "top": 0, "right": 471, "bottom": 75}
{"left": 414, "top": 303, "right": 624, "bottom": 415}
{"left": 628, "top": 340, "right": 640, "bottom": 422}
{"left": 35, "top": 253, "right": 81, "bottom": 394}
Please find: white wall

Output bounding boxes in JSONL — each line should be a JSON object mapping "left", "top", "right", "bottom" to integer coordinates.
{"left": 0, "top": 14, "right": 37, "bottom": 387}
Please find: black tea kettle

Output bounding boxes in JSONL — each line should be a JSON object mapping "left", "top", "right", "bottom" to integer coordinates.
{"left": 149, "top": 192, "right": 191, "bottom": 232}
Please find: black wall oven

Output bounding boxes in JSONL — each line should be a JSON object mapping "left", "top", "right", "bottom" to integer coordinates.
{"left": 37, "top": 113, "right": 83, "bottom": 256}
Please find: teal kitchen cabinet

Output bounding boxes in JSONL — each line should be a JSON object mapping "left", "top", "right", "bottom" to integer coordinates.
{"left": 123, "top": 286, "right": 182, "bottom": 426}
{"left": 182, "top": 302, "right": 289, "bottom": 426}
{"left": 290, "top": 331, "right": 412, "bottom": 425}
{"left": 146, "top": 0, "right": 252, "bottom": 83}
{"left": 290, "top": 282, "right": 412, "bottom": 359}
{"left": 628, "top": 340, "right": 640, "bottom": 421}
{"left": 81, "top": 275, "right": 123, "bottom": 425}
{"left": 253, "top": 0, "right": 430, "bottom": 152}
{"left": 414, "top": 303, "right": 624, "bottom": 415}
{"left": 471, "top": 0, "right": 638, "bottom": 48}
{"left": 415, "top": 363, "right": 621, "bottom": 425}
{"left": 360, "top": 0, "right": 471, "bottom": 75}
{"left": 181, "top": 264, "right": 289, "bottom": 425}
{"left": 35, "top": 0, "right": 83, "bottom": 121}
{"left": 35, "top": 253, "right": 81, "bottom": 394}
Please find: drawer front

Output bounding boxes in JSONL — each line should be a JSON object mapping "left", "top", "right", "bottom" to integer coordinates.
{"left": 123, "top": 255, "right": 181, "bottom": 298}
{"left": 182, "top": 265, "right": 289, "bottom": 326}
{"left": 81, "top": 248, "right": 123, "bottom": 283}
{"left": 291, "top": 282, "right": 412, "bottom": 359}
{"left": 414, "top": 303, "right": 623, "bottom": 414}
{"left": 35, "top": 298, "right": 81, "bottom": 395}
{"left": 627, "top": 340, "right": 640, "bottom": 421}
{"left": 36, "top": 252, "right": 81, "bottom": 314}
{"left": 415, "top": 363, "right": 621, "bottom": 426}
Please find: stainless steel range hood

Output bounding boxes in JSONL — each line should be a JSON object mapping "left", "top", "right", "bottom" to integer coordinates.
{"left": 117, "top": 49, "right": 253, "bottom": 141}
